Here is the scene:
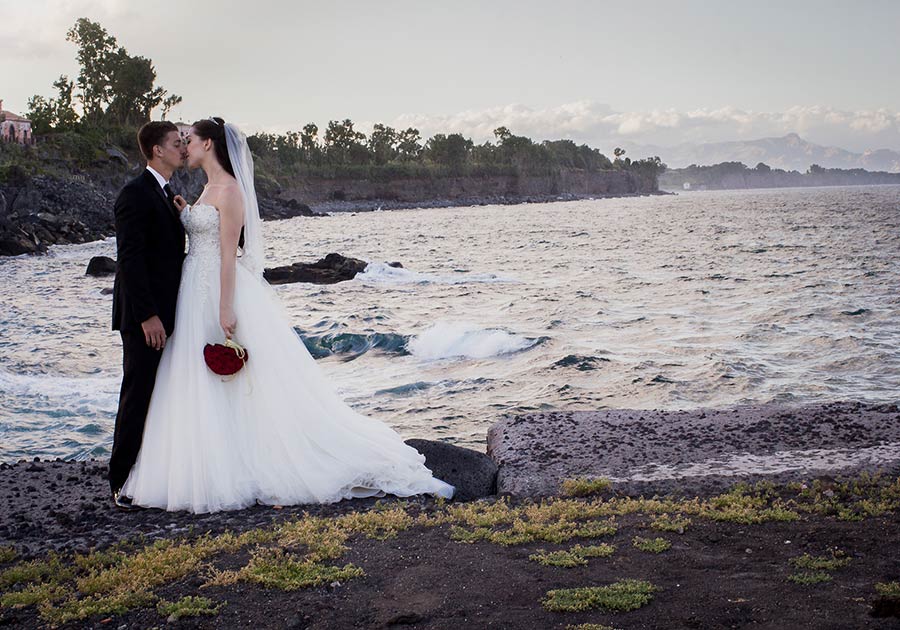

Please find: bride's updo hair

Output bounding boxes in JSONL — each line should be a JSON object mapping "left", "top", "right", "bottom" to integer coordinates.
{"left": 191, "top": 117, "right": 235, "bottom": 178}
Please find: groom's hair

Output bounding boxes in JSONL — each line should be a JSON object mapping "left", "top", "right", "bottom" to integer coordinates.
{"left": 191, "top": 117, "right": 236, "bottom": 178}
{"left": 138, "top": 121, "right": 179, "bottom": 161}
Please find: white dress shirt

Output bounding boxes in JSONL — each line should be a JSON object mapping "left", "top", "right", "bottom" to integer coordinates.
{"left": 145, "top": 165, "right": 169, "bottom": 192}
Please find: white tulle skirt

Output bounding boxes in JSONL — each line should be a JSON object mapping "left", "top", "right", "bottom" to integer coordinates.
{"left": 121, "top": 252, "right": 454, "bottom": 513}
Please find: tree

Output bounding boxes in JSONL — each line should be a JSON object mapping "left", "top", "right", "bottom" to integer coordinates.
{"left": 25, "top": 75, "right": 79, "bottom": 133}
{"left": 323, "top": 119, "right": 369, "bottom": 165}
{"left": 52, "top": 76, "right": 79, "bottom": 129}
{"left": 493, "top": 126, "right": 512, "bottom": 142}
{"left": 105, "top": 53, "right": 167, "bottom": 125}
{"left": 755, "top": 162, "right": 771, "bottom": 173}
{"left": 65, "top": 18, "right": 119, "bottom": 121}
{"left": 65, "top": 17, "right": 180, "bottom": 125}
{"left": 300, "top": 123, "right": 321, "bottom": 163}
{"left": 160, "top": 94, "right": 182, "bottom": 120}
{"left": 424, "top": 133, "right": 473, "bottom": 172}
{"left": 26, "top": 95, "right": 56, "bottom": 134}
{"left": 396, "top": 127, "right": 422, "bottom": 162}
{"left": 368, "top": 123, "right": 398, "bottom": 165}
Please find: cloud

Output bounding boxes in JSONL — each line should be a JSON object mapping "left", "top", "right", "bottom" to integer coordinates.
{"left": 382, "top": 102, "right": 900, "bottom": 152}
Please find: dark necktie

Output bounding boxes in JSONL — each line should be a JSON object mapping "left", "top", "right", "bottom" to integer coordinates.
{"left": 163, "top": 183, "right": 176, "bottom": 207}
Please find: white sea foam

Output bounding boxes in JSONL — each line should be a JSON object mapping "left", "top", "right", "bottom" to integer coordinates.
{"left": 407, "top": 321, "right": 538, "bottom": 360}
{"left": 0, "top": 369, "right": 118, "bottom": 411}
{"left": 355, "top": 262, "right": 515, "bottom": 285}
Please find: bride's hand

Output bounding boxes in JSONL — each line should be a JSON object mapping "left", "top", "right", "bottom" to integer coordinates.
{"left": 173, "top": 195, "right": 188, "bottom": 212}
{"left": 220, "top": 308, "right": 237, "bottom": 339}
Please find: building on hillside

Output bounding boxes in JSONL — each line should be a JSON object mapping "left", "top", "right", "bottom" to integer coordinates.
{"left": 0, "top": 100, "right": 34, "bottom": 145}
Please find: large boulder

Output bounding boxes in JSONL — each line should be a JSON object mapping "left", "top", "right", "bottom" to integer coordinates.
{"left": 404, "top": 438, "right": 497, "bottom": 501}
{"left": 487, "top": 402, "right": 900, "bottom": 498}
{"left": 264, "top": 253, "right": 369, "bottom": 285}
{"left": 86, "top": 255, "right": 116, "bottom": 276}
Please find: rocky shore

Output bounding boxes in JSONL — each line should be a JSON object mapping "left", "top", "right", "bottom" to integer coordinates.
{"left": 1, "top": 402, "right": 899, "bottom": 628}
{"left": 0, "top": 167, "right": 669, "bottom": 257}
{"left": 0, "top": 170, "right": 319, "bottom": 257}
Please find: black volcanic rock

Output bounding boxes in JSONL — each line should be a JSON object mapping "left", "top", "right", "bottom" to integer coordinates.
{"left": 85, "top": 256, "right": 116, "bottom": 276}
{"left": 264, "top": 253, "right": 369, "bottom": 285}
{"left": 405, "top": 439, "right": 498, "bottom": 500}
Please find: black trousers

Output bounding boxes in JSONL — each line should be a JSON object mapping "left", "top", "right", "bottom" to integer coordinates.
{"left": 108, "top": 330, "right": 163, "bottom": 494}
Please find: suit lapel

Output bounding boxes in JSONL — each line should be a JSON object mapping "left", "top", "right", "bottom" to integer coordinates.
{"left": 142, "top": 170, "right": 181, "bottom": 225}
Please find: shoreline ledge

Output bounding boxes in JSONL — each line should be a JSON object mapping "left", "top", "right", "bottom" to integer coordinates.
{"left": 487, "top": 401, "right": 900, "bottom": 497}
{"left": 1, "top": 403, "right": 899, "bottom": 627}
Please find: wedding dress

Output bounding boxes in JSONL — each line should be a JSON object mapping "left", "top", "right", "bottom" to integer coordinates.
{"left": 120, "top": 126, "right": 454, "bottom": 513}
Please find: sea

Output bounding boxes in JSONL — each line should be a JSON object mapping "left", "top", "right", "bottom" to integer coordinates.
{"left": 1, "top": 185, "right": 898, "bottom": 462}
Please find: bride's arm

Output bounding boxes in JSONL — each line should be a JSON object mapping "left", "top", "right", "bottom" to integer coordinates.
{"left": 218, "top": 190, "right": 244, "bottom": 339}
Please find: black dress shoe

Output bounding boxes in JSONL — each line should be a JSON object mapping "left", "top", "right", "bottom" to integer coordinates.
{"left": 112, "top": 491, "right": 141, "bottom": 511}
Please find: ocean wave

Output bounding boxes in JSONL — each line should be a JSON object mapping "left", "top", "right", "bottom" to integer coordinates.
{"left": 296, "top": 329, "right": 410, "bottom": 360}
{"left": 0, "top": 369, "right": 119, "bottom": 411}
{"left": 407, "top": 321, "right": 547, "bottom": 360}
{"left": 354, "top": 262, "right": 516, "bottom": 285}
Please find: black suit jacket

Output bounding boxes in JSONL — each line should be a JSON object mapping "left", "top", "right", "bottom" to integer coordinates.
{"left": 112, "top": 170, "right": 186, "bottom": 335}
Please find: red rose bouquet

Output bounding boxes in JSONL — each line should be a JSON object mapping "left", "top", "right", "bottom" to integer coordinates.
{"left": 204, "top": 338, "right": 249, "bottom": 377}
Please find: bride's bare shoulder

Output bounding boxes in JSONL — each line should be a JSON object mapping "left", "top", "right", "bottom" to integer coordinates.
{"left": 216, "top": 181, "right": 244, "bottom": 218}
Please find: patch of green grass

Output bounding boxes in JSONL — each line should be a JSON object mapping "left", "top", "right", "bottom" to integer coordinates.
{"left": 575, "top": 543, "right": 617, "bottom": 559}
{"left": 561, "top": 477, "right": 612, "bottom": 497}
{"left": 38, "top": 590, "right": 157, "bottom": 625}
{"left": 650, "top": 514, "right": 691, "bottom": 533}
{"left": 543, "top": 579, "right": 658, "bottom": 612}
{"left": 157, "top": 595, "right": 224, "bottom": 620}
{"left": 632, "top": 536, "right": 671, "bottom": 553}
{"left": 529, "top": 549, "right": 588, "bottom": 568}
{"left": 73, "top": 548, "right": 125, "bottom": 573}
{"left": 529, "top": 544, "right": 616, "bottom": 568}
{"left": 241, "top": 549, "right": 364, "bottom": 590}
{"left": 787, "top": 571, "right": 832, "bottom": 585}
{"left": 0, "top": 546, "right": 16, "bottom": 564}
{"left": 0, "top": 583, "right": 69, "bottom": 609}
{"left": 574, "top": 519, "right": 618, "bottom": 539}
{"left": 789, "top": 550, "right": 850, "bottom": 572}
{"left": 875, "top": 581, "right": 900, "bottom": 597}
{"left": 0, "top": 553, "right": 72, "bottom": 589}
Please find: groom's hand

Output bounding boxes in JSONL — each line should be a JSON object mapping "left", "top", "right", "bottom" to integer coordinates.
{"left": 141, "top": 315, "right": 167, "bottom": 351}
{"left": 173, "top": 195, "right": 188, "bottom": 212}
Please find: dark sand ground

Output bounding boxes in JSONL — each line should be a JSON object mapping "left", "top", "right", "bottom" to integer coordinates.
{"left": 2, "top": 402, "right": 899, "bottom": 629}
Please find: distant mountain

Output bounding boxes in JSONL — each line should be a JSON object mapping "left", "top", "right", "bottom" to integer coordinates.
{"left": 621, "top": 134, "right": 900, "bottom": 173}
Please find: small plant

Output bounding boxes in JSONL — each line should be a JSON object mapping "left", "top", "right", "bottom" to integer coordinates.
{"left": 650, "top": 514, "right": 691, "bottom": 533}
{"left": 566, "top": 624, "right": 621, "bottom": 630}
{"left": 789, "top": 550, "right": 850, "bottom": 572}
{"left": 561, "top": 477, "right": 612, "bottom": 497}
{"left": 632, "top": 536, "right": 671, "bottom": 553}
{"left": 543, "top": 579, "right": 657, "bottom": 612}
{"left": 241, "top": 549, "right": 364, "bottom": 590}
{"left": 157, "top": 595, "right": 224, "bottom": 620}
{"left": 875, "top": 582, "right": 900, "bottom": 598}
{"left": 529, "top": 544, "right": 615, "bottom": 567}
{"left": 787, "top": 571, "right": 832, "bottom": 585}
{"left": 0, "top": 547, "right": 16, "bottom": 564}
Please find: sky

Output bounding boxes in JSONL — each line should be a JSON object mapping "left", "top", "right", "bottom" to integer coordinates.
{"left": 2, "top": 0, "right": 899, "bottom": 153}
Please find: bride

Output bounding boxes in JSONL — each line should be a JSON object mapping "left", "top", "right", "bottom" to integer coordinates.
{"left": 120, "top": 117, "right": 454, "bottom": 513}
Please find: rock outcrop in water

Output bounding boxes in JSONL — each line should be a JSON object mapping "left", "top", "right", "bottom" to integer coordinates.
{"left": 263, "top": 253, "right": 375, "bottom": 285}
{"left": 85, "top": 256, "right": 116, "bottom": 276}
{"left": 87, "top": 252, "right": 399, "bottom": 285}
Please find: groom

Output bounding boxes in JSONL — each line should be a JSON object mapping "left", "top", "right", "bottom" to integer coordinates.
{"left": 108, "top": 121, "right": 187, "bottom": 509}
